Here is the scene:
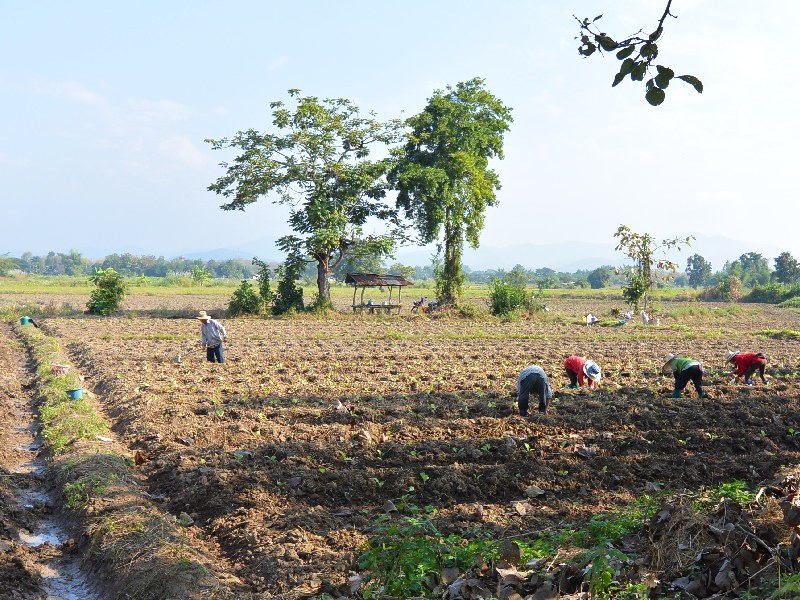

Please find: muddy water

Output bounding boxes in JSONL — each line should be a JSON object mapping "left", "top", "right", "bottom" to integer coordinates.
{"left": 0, "top": 325, "right": 100, "bottom": 600}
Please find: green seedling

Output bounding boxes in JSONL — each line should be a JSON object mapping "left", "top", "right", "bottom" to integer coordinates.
{"left": 419, "top": 472, "right": 429, "bottom": 483}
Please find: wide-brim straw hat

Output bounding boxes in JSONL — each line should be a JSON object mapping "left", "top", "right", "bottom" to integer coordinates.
{"left": 196, "top": 310, "right": 211, "bottom": 321}
{"left": 662, "top": 353, "right": 677, "bottom": 370}
{"left": 725, "top": 350, "right": 739, "bottom": 362}
{"left": 583, "top": 360, "right": 602, "bottom": 382}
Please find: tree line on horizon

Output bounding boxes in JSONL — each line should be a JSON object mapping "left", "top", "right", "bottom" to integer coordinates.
{"left": 3, "top": 248, "right": 799, "bottom": 293}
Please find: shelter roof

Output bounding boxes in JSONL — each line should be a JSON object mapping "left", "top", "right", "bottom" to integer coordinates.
{"left": 344, "top": 273, "right": 413, "bottom": 287}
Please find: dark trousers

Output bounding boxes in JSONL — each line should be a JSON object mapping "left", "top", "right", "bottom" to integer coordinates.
{"left": 206, "top": 344, "right": 224, "bottom": 363}
{"left": 674, "top": 364, "right": 703, "bottom": 395}
{"left": 566, "top": 369, "right": 579, "bottom": 386}
{"left": 744, "top": 357, "right": 767, "bottom": 382}
{"left": 518, "top": 373, "right": 548, "bottom": 415}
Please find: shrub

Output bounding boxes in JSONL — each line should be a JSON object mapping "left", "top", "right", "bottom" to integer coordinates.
{"left": 86, "top": 268, "right": 125, "bottom": 315}
{"left": 272, "top": 255, "right": 305, "bottom": 315}
{"left": 488, "top": 277, "right": 542, "bottom": 317}
{"left": 252, "top": 257, "right": 273, "bottom": 308}
{"left": 698, "top": 275, "right": 742, "bottom": 302}
{"left": 742, "top": 283, "right": 788, "bottom": 303}
{"left": 228, "top": 281, "right": 261, "bottom": 316}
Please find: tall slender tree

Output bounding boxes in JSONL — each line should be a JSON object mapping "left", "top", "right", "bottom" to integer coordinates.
{"left": 390, "top": 78, "right": 513, "bottom": 304}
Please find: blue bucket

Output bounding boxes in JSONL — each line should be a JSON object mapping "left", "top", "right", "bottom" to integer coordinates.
{"left": 20, "top": 316, "right": 30, "bottom": 325}
{"left": 66, "top": 388, "right": 83, "bottom": 400}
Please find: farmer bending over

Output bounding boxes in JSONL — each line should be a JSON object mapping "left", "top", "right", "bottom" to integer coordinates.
{"left": 726, "top": 350, "right": 768, "bottom": 385}
{"left": 197, "top": 310, "right": 227, "bottom": 363}
{"left": 662, "top": 353, "right": 706, "bottom": 399}
{"left": 564, "top": 356, "right": 602, "bottom": 389}
{"left": 517, "top": 365, "right": 553, "bottom": 416}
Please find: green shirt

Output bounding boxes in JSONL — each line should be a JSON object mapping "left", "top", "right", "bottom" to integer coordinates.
{"left": 667, "top": 357, "right": 700, "bottom": 373}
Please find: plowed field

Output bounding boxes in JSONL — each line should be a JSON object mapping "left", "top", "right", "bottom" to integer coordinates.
{"left": 21, "top": 298, "right": 800, "bottom": 596}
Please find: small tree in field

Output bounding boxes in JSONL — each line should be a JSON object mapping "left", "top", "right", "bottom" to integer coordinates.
{"left": 272, "top": 254, "right": 305, "bottom": 315}
{"left": 614, "top": 225, "right": 692, "bottom": 311}
{"left": 252, "top": 257, "right": 273, "bottom": 309}
{"left": 228, "top": 281, "right": 261, "bottom": 316}
{"left": 191, "top": 265, "right": 212, "bottom": 286}
{"left": 87, "top": 268, "right": 125, "bottom": 315}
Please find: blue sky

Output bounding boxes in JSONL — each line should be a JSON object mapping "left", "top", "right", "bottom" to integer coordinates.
{"left": 2, "top": 1, "right": 799, "bottom": 267}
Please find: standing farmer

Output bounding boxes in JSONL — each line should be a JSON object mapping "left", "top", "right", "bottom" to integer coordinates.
{"left": 198, "top": 311, "right": 227, "bottom": 363}
{"left": 726, "top": 350, "right": 768, "bottom": 385}
{"left": 564, "top": 355, "right": 602, "bottom": 389}
{"left": 517, "top": 365, "right": 554, "bottom": 416}
{"left": 662, "top": 353, "right": 706, "bottom": 399}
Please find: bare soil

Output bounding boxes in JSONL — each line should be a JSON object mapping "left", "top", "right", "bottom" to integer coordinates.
{"left": 3, "top": 296, "right": 800, "bottom": 597}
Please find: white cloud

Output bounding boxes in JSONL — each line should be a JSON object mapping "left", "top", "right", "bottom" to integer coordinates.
{"left": 128, "top": 99, "right": 190, "bottom": 121}
{"left": 157, "top": 135, "right": 212, "bottom": 168}
{"left": 25, "top": 80, "right": 107, "bottom": 106}
{"left": 267, "top": 56, "right": 289, "bottom": 71}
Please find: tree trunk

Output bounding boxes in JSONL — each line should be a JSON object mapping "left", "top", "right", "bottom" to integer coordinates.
{"left": 316, "top": 255, "right": 331, "bottom": 307}
{"left": 440, "top": 214, "right": 463, "bottom": 305}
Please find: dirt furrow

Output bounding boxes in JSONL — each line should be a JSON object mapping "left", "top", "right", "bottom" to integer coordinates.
{"left": 0, "top": 322, "right": 100, "bottom": 599}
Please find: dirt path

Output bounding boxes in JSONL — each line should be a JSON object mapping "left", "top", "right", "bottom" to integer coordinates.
{"left": 0, "top": 323, "right": 99, "bottom": 599}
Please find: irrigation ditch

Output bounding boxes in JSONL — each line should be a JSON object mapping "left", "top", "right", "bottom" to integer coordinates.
{"left": 1, "top": 321, "right": 242, "bottom": 599}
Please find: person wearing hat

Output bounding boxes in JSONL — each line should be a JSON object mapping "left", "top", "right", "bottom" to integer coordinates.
{"left": 563, "top": 355, "right": 602, "bottom": 389}
{"left": 516, "top": 364, "right": 554, "bottom": 416}
{"left": 197, "top": 310, "right": 228, "bottom": 363}
{"left": 662, "top": 353, "right": 706, "bottom": 399}
{"left": 726, "top": 350, "right": 768, "bottom": 385}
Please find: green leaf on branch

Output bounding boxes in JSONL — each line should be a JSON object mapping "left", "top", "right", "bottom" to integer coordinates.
{"left": 656, "top": 65, "right": 674, "bottom": 78}
{"left": 593, "top": 14, "right": 603, "bottom": 22}
{"left": 612, "top": 72, "right": 627, "bottom": 87}
{"left": 596, "top": 35, "right": 617, "bottom": 51}
{"left": 631, "top": 62, "right": 647, "bottom": 82}
{"left": 645, "top": 87, "right": 666, "bottom": 106}
{"left": 641, "top": 43, "right": 658, "bottom": 59}
{"left": 654, "top": 67, "right": 673, "bottom": 88}
{"left": 676, "top": 75, "right": 704, "bottom": 93}
{"left": 615, "top": 46, "right": 635, "bottom": 60}
{"left": 619, "top": 58, "right": 635, "bottom": 76}
{"left": 580, "top": 43, "right": 597, "bottom": 57}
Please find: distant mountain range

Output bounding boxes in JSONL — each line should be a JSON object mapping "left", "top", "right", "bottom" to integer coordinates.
{"left": 53, "top": 233, "right": 786, "bottom": 273}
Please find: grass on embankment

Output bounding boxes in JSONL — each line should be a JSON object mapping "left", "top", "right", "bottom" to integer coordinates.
{"left": 15, "top": 322, "right": 236, "bottom": 599}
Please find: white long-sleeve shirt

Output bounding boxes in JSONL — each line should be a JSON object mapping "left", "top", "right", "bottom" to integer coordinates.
{"left": 200, "top": 319, "right": 227, "bottom": 347}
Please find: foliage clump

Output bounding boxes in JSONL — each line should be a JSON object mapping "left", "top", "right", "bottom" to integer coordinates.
{"left": 488, "top": 275, "right": 542, "bottom": 317}
{"left": 228, "top": 280, "right": 261, "bottom": 316}
{"left": 86, "top": 268, "right": 125, "bottom": 315}
{"left": 272, "top": 254, "right": 305, "bottom": 315}
{"left": 699, "top": 274, "right": 742, "bottom": 302}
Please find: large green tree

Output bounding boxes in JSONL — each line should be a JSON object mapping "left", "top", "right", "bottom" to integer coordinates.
{"left": 726, "top": 252, "right": 770, "bottom": 287}
{"left": 774, "top": 251, "right": 800, "bottom": 284}
{"left": 685, "top": 253, "right": 712, "bottom": 288}
{"left": 390, "top": 78, "right": 513, "bottom": 304}
{"left": 207, "top": 90, "right": 402, "bottom": 307}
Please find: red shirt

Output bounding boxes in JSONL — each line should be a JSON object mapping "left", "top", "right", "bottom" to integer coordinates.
{"left": 731, "top": 352, "right": 765, "bottom": 376}
{"left": 564, "top": 355, "right": 594, "bottom": 387}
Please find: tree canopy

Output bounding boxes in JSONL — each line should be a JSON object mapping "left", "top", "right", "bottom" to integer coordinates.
{"left": 686, "top": 253, "right": 712, "bottom": 288}
{"left": 614, "top": 225, "right": 692, "bottom": 310}
{"left": 207, "top": 90, "right": 403, "bottom": 307}
{"left": 774, "top": 252, "right": 800, "bottom": 284}
{"left": 390, "top": 78, "right": 513, "bottom": 304}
